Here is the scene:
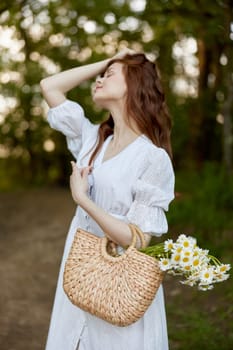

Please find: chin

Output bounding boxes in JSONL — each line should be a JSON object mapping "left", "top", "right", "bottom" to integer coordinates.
{"left": 93, "top": 96, "right": 108, "bottom": 109}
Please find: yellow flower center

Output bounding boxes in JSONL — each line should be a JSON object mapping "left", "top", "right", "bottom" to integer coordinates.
{"left": 174, "top": 254, "right": 180, "bottom": 262}
{"left": 182, "top": 257, "right": 189, "bottom": 263}
{"left": 193, "top": 259, "right": 200, "bottom": 266}
{"left": 220, "top": 266, "right": 227, "bottom": 272}
{"left": 184, "top": 265, "right": 191, "bottom": 271}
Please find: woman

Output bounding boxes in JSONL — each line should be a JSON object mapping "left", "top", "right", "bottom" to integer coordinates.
{"left": 40, "top": 49, "right": 175, "bottom": 350}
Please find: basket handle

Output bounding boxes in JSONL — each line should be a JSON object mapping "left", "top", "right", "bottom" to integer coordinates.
{"left": 101, "top": 224, "right": 146, "bottom": 259}
{"left": 128, "top": 224, "right": 147, "bottom": 249}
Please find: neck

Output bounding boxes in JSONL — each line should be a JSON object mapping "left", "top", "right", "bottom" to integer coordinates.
{"left": 109, "top": 105, "right": 141, "bottom": 145}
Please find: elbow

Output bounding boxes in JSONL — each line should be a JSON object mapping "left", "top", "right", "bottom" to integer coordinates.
{"left": 40, "top": 78, "right": 50, "bottom": 96}
{"left": 40, "top": 78, "right": 66, "bottom": 107}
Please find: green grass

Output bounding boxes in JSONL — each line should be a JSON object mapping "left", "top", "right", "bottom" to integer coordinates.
{"left": 166, "top": 163, "right": 233, "bottom": 256}
{"left": 166, "top": 280, "right": 233, "bottom": 349}
{"left": 162, "top": 163, "right": 233, "bottom": 349}
{"left": 168, "top": 311, "right": 233, "bottom": 350}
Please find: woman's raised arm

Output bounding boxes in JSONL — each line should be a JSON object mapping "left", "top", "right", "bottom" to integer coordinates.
{"left": 40, "top": 59, "right": 110, "bottom": 108}
{"left": 40, "top": 49, "right": 135, "bottom": 108}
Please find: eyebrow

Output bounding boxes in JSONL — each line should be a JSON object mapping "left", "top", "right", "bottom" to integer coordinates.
{"left": 105, "top": 66, "right": 115, "bottom": 74}
{"left": 99, "top": 66, "right": 115, "bottom": 78}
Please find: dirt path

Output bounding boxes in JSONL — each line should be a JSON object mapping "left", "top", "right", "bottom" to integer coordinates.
{"left": 0, "top": 188, "right": 75, "bottom": 350}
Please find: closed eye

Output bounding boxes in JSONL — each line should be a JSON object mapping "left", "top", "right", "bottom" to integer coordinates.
{"left": 104, "top": 68, "right": 114, "bottom": 78}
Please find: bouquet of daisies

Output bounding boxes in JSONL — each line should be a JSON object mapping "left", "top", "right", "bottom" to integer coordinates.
{"left": 141, "top": 234, "right": 231, "bottom": 291}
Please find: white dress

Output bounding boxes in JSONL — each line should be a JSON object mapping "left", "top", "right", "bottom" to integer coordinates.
{"left": 45, "top": 99, "right": 175, "bottom": 350}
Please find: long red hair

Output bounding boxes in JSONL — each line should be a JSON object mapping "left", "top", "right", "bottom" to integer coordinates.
{"left": 89, "top": 53, "right": 172, "bottom": 165}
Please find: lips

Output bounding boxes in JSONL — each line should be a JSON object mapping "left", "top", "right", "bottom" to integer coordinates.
{"left": 94, "top": 86, "right": 102, "bottom": 93}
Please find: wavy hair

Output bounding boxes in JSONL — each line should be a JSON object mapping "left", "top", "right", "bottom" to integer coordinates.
{"left": 88, "top": 53, "right": 172, "bottom": 165}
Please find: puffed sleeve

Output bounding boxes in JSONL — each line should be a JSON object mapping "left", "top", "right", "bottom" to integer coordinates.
{"left": 126, "top": 147, "right": 175, "bottom": 236}
{"left": 47, "top": 99, "right": 99, "bottom": 159}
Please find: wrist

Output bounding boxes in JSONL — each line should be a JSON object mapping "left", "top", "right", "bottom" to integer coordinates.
{"left": 75, "top": 193, "right": 89, "bottom": 207}
{"left": 98, "top": 58, "right": 111, "bottom": 74}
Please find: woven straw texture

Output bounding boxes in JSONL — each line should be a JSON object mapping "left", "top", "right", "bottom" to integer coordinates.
{"left": 63, "top": 225, "right": 163, "bottom": 327}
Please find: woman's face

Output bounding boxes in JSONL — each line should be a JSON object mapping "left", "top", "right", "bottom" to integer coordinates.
{"left": 92, "top": 62, "right": 127, "bottom": 108}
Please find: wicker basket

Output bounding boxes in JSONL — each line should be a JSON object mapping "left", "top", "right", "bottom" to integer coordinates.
{"left": 63, "top": 224, "right": 163, "bottom": 327}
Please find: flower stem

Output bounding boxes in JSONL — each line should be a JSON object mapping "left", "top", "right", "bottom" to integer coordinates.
{"left": 208, "top": 254, "right": 221, "bottom": 266}
{"left": 140, "top": 243, "right": 166, "bottom": 258}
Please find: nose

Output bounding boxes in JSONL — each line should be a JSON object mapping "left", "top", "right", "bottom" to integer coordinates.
{"left": 95, "top": 75, "right": 104, "bottom": 85}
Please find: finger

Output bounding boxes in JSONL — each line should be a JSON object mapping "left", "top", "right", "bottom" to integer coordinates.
{"left": 70, "top": 173, "right": 75, "bottom": 185}
{"left": 125, "top": 48, "right": 135, "bottom": 54}
{"left": 118, "top": 48, "right": 135, "bottom": 58}
{"left": 70, "top": 161, "right": 80, "bottom": 174}
{"left": 87, "top": 166, "right": 93, "bottom": 173}
{"left": 80, "top": 166, "right": 93, "bottom": 176}
{"left": 70, "top": 161, "right": 76, "bottom": 172}
{"left": 70, "top": 172, "right": 78, "bottom": 190}
{"left": 82, "top": 167, "right": 90, "bottom": 178}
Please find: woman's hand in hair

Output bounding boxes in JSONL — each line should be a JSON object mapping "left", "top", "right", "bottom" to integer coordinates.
{"left": 113, "top": 48, "right": 136, "bottom": 60}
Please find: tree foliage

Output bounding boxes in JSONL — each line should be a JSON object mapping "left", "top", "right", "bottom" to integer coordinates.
{"left": 0, "top": 0, "right": 232, "bottom": 188}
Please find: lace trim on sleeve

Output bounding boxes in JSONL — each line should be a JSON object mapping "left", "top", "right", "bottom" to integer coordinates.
{"left": 126, "top": 201, "right": 168, "bottom": 236}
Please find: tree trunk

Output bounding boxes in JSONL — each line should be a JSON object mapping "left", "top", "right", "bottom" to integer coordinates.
{"left": 222, "top": 52, "right": 233, "bottom": 174}
{"left": 222, "top": 3, "right": 233, "bottom": 174}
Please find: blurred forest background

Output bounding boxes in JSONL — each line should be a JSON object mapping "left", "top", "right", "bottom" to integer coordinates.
{"left": 0, "top": 0, "right": 233, "bottom": 349}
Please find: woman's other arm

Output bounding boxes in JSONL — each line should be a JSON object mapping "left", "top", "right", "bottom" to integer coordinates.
{"left": 70, "top": 162, "right": 151, "bottom": 247}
